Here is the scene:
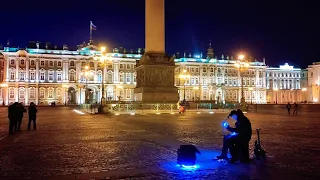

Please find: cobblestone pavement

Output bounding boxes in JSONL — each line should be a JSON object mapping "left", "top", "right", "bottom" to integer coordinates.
{"left": 0, "top": 106, "right": 319, "bottom": 179}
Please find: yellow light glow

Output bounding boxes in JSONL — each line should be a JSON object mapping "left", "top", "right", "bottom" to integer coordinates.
{"left": 238, "top": 54, "right": 244, "bottom": 60}
{"left": 62, "top": 84, "right": 69, "bottom": 88}
{"left": 93, "top": 57, "right": 98, "bottom": 60}
{"left": 248, "top": 87, "right": 253, "bottom": 91}
{"left": 101, "top": 47, "right": 106, "bottom": 52}
{"left": 244, "top": 63, "right": 250, "bottom": 67}
{"left": 273, "top": 88, "right": 279, "bottom": 91}
{"left": 85, "top": 66, "right": 89, "bottom": 70}
{"left": 117, "top": 85, "right": 123, "bottom": 89}
{"left": 0, "top": 83, "right": 8, "bottom": 87}
{"left": 183, "top": 69, "right": 187, "bottom": 73}
{"left": 302, "top": 88, "right": 307, "bottom": 91}
{"left": 193, "top": 87, "right": 199, "bottom": 90}
{"left": 234, "top": 63, "right": 240, "bottom": 68}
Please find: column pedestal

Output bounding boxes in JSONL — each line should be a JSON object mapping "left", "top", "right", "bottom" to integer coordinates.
{"left": 134, "top": 53, "right": 178, "bottom": 103}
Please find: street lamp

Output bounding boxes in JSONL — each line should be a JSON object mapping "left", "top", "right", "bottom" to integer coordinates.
{"left": 93, "top": 46, "right": 112, "bottom": 106}
{"left": 235, "top": 54, "right": 249, "bottom": 105}
{"left": 273, "top": 88, "right": 279, "bottom": 104}
{"left": 248, "top": 87, "right": 253, "bottom": 104}
{"left": 179, "top": 70, "right": 191, "bottom": 102}
{"left": 302, "top": 88, "right": 307, "bottom": 103}
{"left": 81, "top": 66, "right": 94, "bottom": 104}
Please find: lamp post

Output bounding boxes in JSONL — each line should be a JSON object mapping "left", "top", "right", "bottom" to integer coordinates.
{"left": 81, "top": 66, "right": 93, "bottom": 104}
{"left": 235, "top": 54, "right": 249, "bottom": 105}
{"left": 273, "top": 88, "right": 278, "bottom": 104}
{"left": 93, "top": 46, "right": 112, "bottom": 106}
{"left": 248, "top": 87, "right": 253, "bottom": 104}
{"left": 302, "top": 88, "right": 307, "bottom": 103}
{"left": 179, "top": 70, "right": 191, "bottom": 102}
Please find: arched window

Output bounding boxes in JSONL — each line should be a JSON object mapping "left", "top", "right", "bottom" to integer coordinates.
{"left": 10, "top": 59, "right": 15, "bottom": 65}
{"left": 9, "top": 88, "right": 15, "bottom": 99}
{"left": 39, "top": 88, "right": 45, "bottom": 99}
{"left": 19, "top": 70, "right": 25, "bottom": 81}
{"left": 69, "top": 70, "right": 75, "bottom": 81}
{"left": 58, "top": 61, "right": 62, "bottom": 67}
{"left": 20, "top": 59, "right": 25, "bottom": 65}
{"left": 203, "top": 67, "right": 207, "bottom": 73}
{"left": 19, "top": 88, "right": 25, "bottom": 99}
{"left": 29, "top": 88, "right": 35, "bottom": 99}
{"left": 56, "top": 88, "right": 61, "bottom": 99}
{"left": 48, "top": 88, "right": 53, "bottom": 99}
{"left": 81, "top": 62, "right": 86, "bottom": 67}
{"left": 89, "top": 62, "right": 94, "bottom": 67}
{"left": 30, "top": 60, "right": 35, "bottom": 66}
{"left": 70, "top": 61, "right": 75, "bottom": 67}
{"left": 10, "top": 70, "right": 15, "bottom": 80}
{"left": 119, "top": 72, "right": 124, "bottom": 82}
{"left": 107, "top": 71, "right": 113, "bottom": 83}
{"left": 97, "top": 71, "right": 102, "bottom": 82}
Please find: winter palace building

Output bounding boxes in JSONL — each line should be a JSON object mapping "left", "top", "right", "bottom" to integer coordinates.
{"left": 0, "top": 42, "right": 309, "bottom": 105}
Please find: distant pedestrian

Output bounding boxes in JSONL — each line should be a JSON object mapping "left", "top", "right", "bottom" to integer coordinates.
{"left": 293, "top": 103, "right": 298, "bottom": 115}
{"left": 286, "top": 103, "right": 291, "bottom": 114}
{"left": 28, "top": 102, "right": 38, "bottom": 130}
{"left": 8, "top": 102, "right": 18, "bottom": 134}
{"left": 16, "top": 103, "right": 26, "bottom": 131}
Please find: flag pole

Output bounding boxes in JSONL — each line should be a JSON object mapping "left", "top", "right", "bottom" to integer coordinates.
{"left": 89, "top": 21, "right": 92, "bottom": 42}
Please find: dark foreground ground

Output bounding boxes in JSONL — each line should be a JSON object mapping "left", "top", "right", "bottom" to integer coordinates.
{"left": 0, "top": 106, "right": 319, "bottom": 179}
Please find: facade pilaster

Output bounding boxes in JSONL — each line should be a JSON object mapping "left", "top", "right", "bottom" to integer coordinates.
{"left": 15, "top": 60, "right": 19, "bottom": 82}
{"left": 26, "top": 58, "right": 29, "bottom": 81}
{"left": 36, "top": 60, "right": 39, "bottom": 82}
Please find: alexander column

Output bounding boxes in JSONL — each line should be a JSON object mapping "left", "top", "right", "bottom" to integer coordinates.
{"left": 134, "top": 0, "right": 179, "bottom": 103}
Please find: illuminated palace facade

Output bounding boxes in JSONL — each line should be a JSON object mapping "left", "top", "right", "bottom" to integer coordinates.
{"left": 0, "top": 43, "right": 307, "bottom": 105}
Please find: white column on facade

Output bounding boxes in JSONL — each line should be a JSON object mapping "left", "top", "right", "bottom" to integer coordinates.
{"left": 25, "top": 86, "right": 29, "bottom": 105}
{"left": 62, "top": 60, "right": 66, "bottom": 81}
{"left": 76, "top": 62, "right": 81, "bottom": 82}
{"left": 35, "top": 85, "right": 39, "bottom": 105}
{"left": 36, "top": 60, "right": 39, "bottom": 82}
{"left": 15, "top": 85, "right": 19, "bottom": 102}
{"left": 5, "top": 58, "right": 9, "bottom": 81}
{"left": 26, "top": 58, "right": 29, "bottom": 81}
{"left": 114, "top": 62, "right": 119, "bottom": 83}
{"left": 15, "top": 60, "right": 19, "bottom": 81}
{"left": 103, "top": 64, "right": 107, "bottom": 83}
{"left": 255, "top": 70, "right": 259, "bottom": 87}
{"left": 66, "top": 61, "right": 70, "bottom": 81}
{"left": 94, "top": 62, "right": 98, "bottom": 83}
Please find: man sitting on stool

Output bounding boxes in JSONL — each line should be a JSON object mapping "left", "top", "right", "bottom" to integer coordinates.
{"left": 217, "top": 109, "right": 252, "bottom": 163}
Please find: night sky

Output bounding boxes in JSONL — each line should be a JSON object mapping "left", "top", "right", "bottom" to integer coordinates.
{"left": 0, "top": 0, "right": 319, "bottom": 68}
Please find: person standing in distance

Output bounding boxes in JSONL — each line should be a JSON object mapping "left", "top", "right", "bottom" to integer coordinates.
{"left": 28, "top": 102, "right": 38, "bottom": 130}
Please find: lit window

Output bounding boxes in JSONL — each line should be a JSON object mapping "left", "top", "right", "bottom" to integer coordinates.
{"left": 40, "top": 89, "right": 45, "bottom": 99}
{"left": 30, "top": 72, "right": 35, "bottom": 80}
{"left": 48, "top": 88, "right": 53, "bottom": 98}
{"left": 126, "top": 73, "right": 131, "bottom": 83}
{"left": 56, "top": 89, "right": 61, "bottom": 99}
{"left": 57, "top": 73, "right": 62, "bottom": 81}
{"left": 10, "top": 71, "right": 15, "bottom": 80}
{"left": 19, "top": 88, "right": 25, "bottom": 99}
{"left": 97, "top": 72, "right": 102, "bottom": 82}
{"left": 69, "top": 72, "right": 75, "bottom": 81}
{"left": 19, "top": 72, "right": 25, "bottom": 80}
{"left": 40, "top": 72, "right": 45, "bottom": 81}
{"left": 107, "top": 73, "right": 113, "bottom": 83}
{"left": 90, "top": 62, "right": 94, "bottom": 67}
{"left": 81, "top": 62, "right": 86, "bottom": 67}
{"left": 48, "top": 72, "right": 54, "bottom": 81}
{"left": 29, "top": 88, "right": 35, "bottom": 99}
{"left": 119, "top": 73, "right": 124, "bottom": 82}
{"left": 9, "top": 88, "right": 15, "bottom": 99}
{"left": 126, "top": 89, "right": 131, "bottom": 99}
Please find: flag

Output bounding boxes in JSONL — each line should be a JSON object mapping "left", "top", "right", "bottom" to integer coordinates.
{"left": 90, "top": 21, "right": 97, "bottom": 31}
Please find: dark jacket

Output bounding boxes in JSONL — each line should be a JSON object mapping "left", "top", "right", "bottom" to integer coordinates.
{"left": 227, "top": 116, "right": 252, "bottom": 142}
{"left": 8, "top": 104, "right": 18, "bottom": 120}
{"left": 28, "top": 106, "right": 38, "bottom": 119}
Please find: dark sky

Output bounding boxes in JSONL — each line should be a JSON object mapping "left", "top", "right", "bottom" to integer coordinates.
{"left": 0, "top": 0, "right": 319, "bottom": 68}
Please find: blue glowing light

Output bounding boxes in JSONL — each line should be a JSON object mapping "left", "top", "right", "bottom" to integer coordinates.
{"left": 176, "top": 164, "right": 199, "bottom": 170}
{"left": 230, "top": 132, "right": 238, "bottom": 136}
{"left": 222, "top": 122, "right": 228, "bottom": 128}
